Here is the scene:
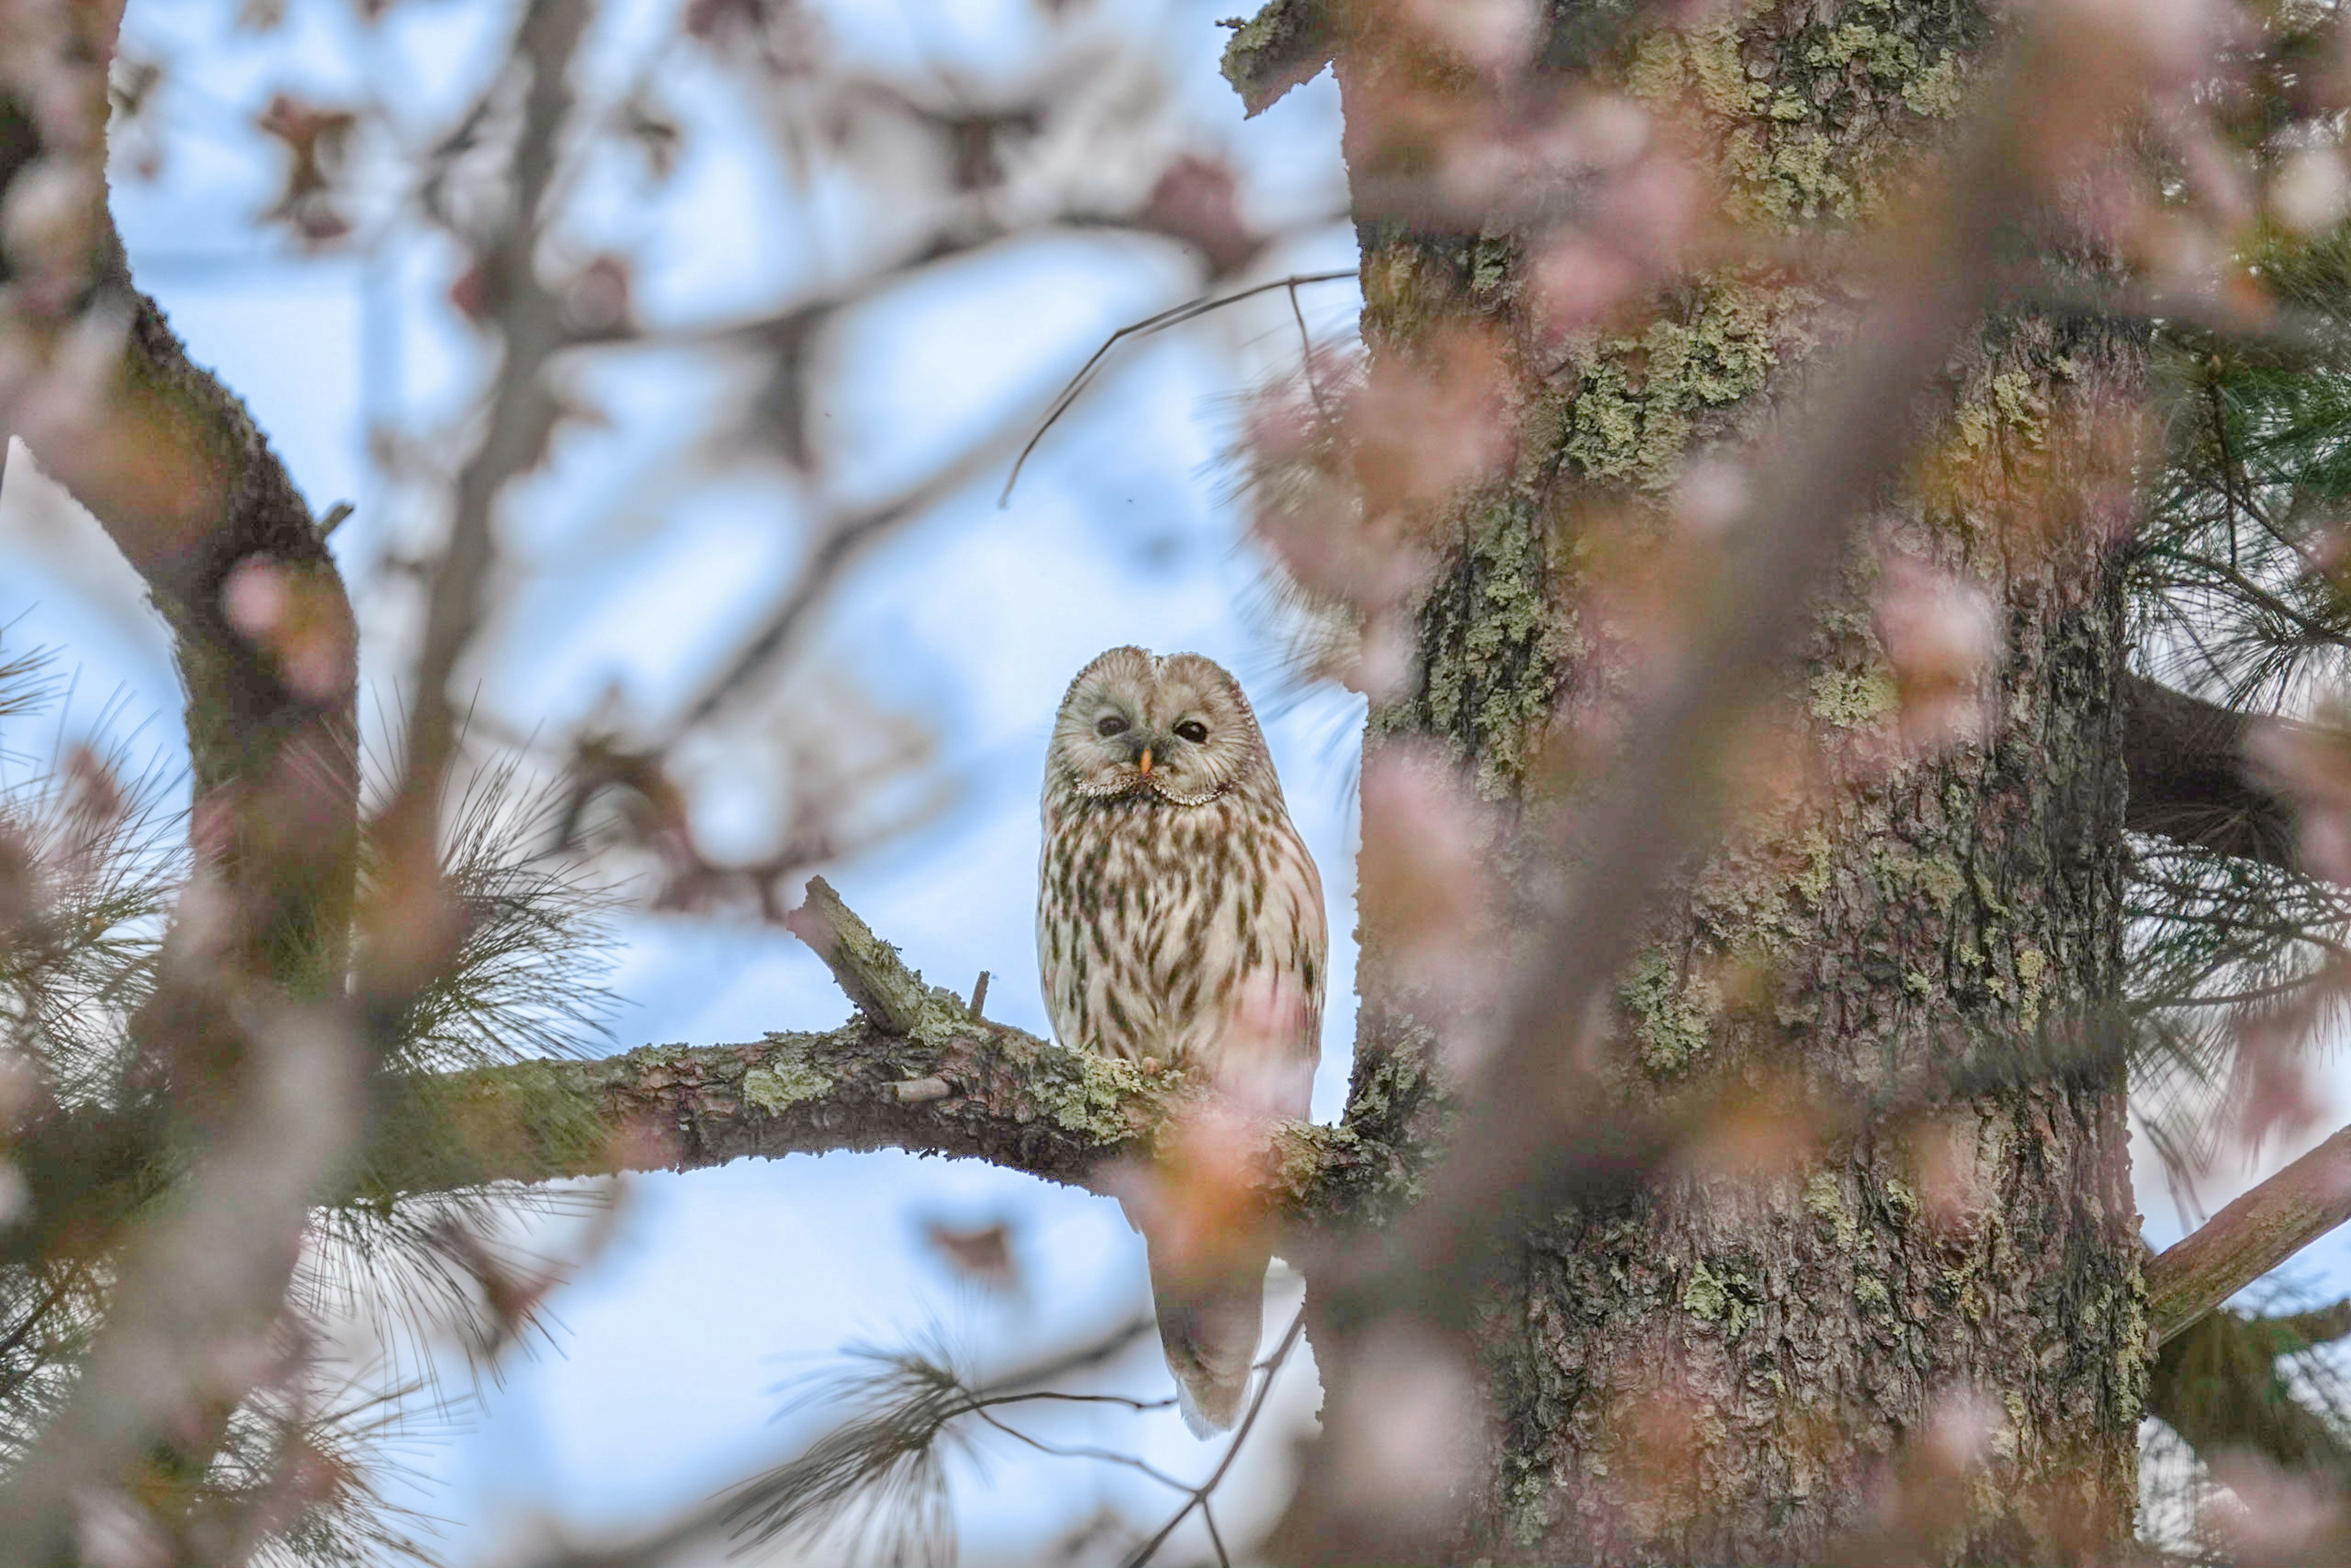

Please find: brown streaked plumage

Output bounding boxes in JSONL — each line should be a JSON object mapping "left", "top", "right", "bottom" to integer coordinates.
{"left": 1038, "top": 645, "right": 1326, "bottom": 1435}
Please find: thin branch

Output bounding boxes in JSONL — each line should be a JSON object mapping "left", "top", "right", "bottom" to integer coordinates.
{"left": 970, "top": 1408, "right": 1197, "bottom": 1493}
{"left": 999, "top": 270, "right": 1356, "bottom": 506}
{"left": 1123, "top": 1305, "right": 1308, "bottom": 1568}
{"left": 782, "top": 875, "right": 933, "bottom": 1035}
{"left": 396, "top": 0, "right": 590, "bottom": 800}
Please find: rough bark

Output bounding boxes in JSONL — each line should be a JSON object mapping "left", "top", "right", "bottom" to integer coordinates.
{"left": 1302, "top": 1, "right": 2148, "bottom": 1561}
{"left": 352, "top": 1005, "right": 1412, "bottom": 1225}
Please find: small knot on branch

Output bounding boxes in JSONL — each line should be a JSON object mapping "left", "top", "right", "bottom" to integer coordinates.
{"left": 890, "top": 1076, "right": 953, "bottom": 1104}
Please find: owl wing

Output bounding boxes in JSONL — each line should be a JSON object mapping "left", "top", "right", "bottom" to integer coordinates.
{"left": 1187, "top": 808, "right": 1325, "bottom": 1124}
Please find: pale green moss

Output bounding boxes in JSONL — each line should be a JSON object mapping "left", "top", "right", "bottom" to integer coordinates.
{"left": 1558, "top": 279, "right": 1804, "bottom": 491}
{"left": 1957, "top": 369, "right": 2050, "bottom": 455}
{"left": 1903, "top": 53, "right": 1964, "bottom": 116}
{"left": 2015, "top": 943, "right": 2049, "bottom": 1026}
{"left": 1402, "top": 495, "right": 1567, "bottom": 797}
{"left": 1854, "top": 1273, "right": 1891, "bottom": 1311}
{"left": 1507, "top": 1469, "right": 1553, "bottom": 1548}
{"left": 1791, "top": 828, "right": 1836, "bottom": 907}
{"left": 1682, "top": 1259, "right": 1730, "bottom": 1322}
{"left": 1971, "top": 864, "right": 2011, "bottom": 918}
{"left": 1687, "top": 25, "right": 1760, "bottom": 117}
{"left": 1625, "top": 31, "right": 1687, "bottom": 105}
{"left": 1878, "top": 850, "right": 1966, "bottom": 913}
{"left": 1682, "top": 1259, "right": 1757, "bottom": 1337}
{"left": 1996, "top": 1390, "right": 2030, "bottom": 1460}
{"left": 1618, "top": 0, "right": 1982, "bottom": 228}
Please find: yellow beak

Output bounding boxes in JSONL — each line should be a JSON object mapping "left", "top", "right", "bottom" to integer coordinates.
{"left": 1137, "top": 748, "right": 1153, "bottom": 776}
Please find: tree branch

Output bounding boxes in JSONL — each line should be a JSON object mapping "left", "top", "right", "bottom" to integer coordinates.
{"left": 2147, "top": 1123, "right": 2351, "bottom": 1346}
{"left": 2123, "top": 672, "right": 2304, "bottom": 873}
{"left": 351, "top": 878, "right": 1413, "bottom": 1226}
{"left": 1218, "top": 0, "right": 1333, "bottom": 119}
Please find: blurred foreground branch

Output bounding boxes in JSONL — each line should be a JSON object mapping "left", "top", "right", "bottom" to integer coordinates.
{"left": 0, "top": 0, "right": 366, "bottom": 1550}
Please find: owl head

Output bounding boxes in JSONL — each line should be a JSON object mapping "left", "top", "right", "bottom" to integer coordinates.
{"left": 1046, "top": 647, "right": 1279, "bottom": 809}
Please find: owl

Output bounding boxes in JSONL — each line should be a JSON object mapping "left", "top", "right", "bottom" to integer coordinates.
{"left": 1038, "top": 646, "right": 1326, "bottom": 1436}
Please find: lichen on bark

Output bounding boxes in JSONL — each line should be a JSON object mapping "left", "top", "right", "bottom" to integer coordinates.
{"left": 1315, "top": 0, "right": 2147, "bottom": 1559}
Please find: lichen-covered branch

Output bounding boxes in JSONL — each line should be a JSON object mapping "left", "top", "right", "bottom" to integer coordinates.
{"left": 355, "top": 991, "right": 1407, "bottom": 1227}
{"left": 0, "top": 0, "right": 365, "bottom": 1548}
{"left": 1218, "top": 0, "right": 1333, "bottom": 118}
{"left": 351, "top": 878, "right": 1419, "bottom": 1227}
{"left": 2145, "top": 1123, "right": 2351, "bottom": 1346}
{"left": 779, "top": 877, "right": 932, "bottom": 1037}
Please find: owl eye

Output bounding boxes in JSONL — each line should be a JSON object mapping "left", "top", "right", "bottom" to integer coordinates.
{"left": 1095, "top": 715, "right": 1130, "bottom": 738}
{"left": 1174, "top": 720, "right": 1208, "bottom": 743}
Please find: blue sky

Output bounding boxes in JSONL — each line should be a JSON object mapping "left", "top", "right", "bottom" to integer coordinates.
{"left": 2, "top": 0, "right": 2349, "bottom": 1559}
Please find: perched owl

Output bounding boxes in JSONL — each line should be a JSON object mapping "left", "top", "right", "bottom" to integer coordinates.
{"left": 1038, "top": 646, "right": 1326, "bottom": 1436}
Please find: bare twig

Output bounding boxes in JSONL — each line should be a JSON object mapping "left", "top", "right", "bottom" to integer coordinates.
{"left": 999, "top": 270, "right": 1356, "bottom": 506}
{"left": 1123, "top": 1305, "right": 1309, "bottom": 1568}
{"left": 397, "top": 0, "right": 590, "bottom": 798}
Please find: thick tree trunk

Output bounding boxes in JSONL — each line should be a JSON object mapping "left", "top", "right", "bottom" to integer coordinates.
{"left": 1314, "top": 1, "right": 2148, "bottom": 1560}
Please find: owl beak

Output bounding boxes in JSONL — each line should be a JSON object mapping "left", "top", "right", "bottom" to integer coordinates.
{"left": 1136, "top": 747, "right": 1154, "bottom": 777}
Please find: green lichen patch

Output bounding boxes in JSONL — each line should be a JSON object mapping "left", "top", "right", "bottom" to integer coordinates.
{"left": 1875, "top": 848, "right": 1967, "bottom": 913}
{"left": 1033, "top": 1049, "right": 1154, "bottom": 1139}
{"left": 1682, "top": 1259, "right": 1731, "bottom": 1321}
{"left": 1398, "top": 494, "right": 1569, "bottom": 797}
{"left": 1808, "top": 666, "right": 1900, "bottom": 729}
{"left": 1555, "top": 279, "right": 1809, "bottom": 492}
{"left": 1804, "top": 1168, "right": 1861, "bottom": 1251}
{"left": 1681, "top": 1258, "right": 1759, "bottom": 1337}
{"left": 1956, "top": 369, "right": 2050, "bottom": 455}
{"left": 1621, "top": 948, "right": 1720, "bottom": 1075}
{"left": 1622, "top": 0, "right": 1986, "bottom": 228}
{"left": 743, "top": 1051, "right": 833, "bottom": 1114}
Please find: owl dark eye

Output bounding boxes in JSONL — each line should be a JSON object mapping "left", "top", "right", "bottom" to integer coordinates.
{"left": 1096, "top": 715, "right": 1129, "bottom": 738}
{"left": 1174, "top": 720, "right": 1208, "bottom": 743}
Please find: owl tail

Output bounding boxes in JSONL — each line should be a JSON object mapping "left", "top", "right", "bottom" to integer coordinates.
{"left": 1146, "top": 1233, "right": 1269, "bottom": 1439}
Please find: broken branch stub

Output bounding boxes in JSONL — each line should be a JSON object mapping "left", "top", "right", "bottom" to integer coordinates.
{"left": 783, "top": 876, "right": 932, "bottom": 1036}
